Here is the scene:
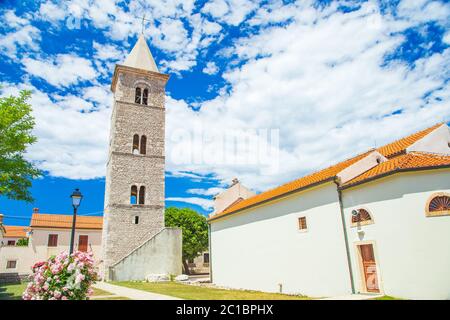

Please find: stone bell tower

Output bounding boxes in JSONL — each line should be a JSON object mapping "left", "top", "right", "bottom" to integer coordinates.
{"left": 101, "top": 34, "right": 170, "bottom": 278}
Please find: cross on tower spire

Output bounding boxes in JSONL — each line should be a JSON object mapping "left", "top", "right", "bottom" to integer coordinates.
{"left": 138, "top": 14, "right": 152, "bottom": 34}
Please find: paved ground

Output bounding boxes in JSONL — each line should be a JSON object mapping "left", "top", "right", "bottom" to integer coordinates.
{"left": 92, "top": 281, "right": 182, "bottom": 300}
{"left": 320, "top": 294, "right": 383, "bottom": 300}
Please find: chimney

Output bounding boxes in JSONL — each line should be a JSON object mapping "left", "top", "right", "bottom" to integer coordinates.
{"left": 230, "top": 178, "right": 239, "bottom": 187}
{"left": 33, "top": 208, "right": 39, "bottom": 214}
{"left": 0, "top": 213, "right": 3, "bottom": 225}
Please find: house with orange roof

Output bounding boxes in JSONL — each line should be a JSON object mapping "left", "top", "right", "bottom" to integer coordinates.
{"left": 208, "top": 123, "right": 450, "bottom": 300}
{"left": 0, "top": 226, "right": 29, "bottom": 246}
{"left": 0, "top": 208, "right": 103, "bottom": 277}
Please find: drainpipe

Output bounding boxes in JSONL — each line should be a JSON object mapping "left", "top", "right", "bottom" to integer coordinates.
{"left": 334, "top": 178, "right": 355, "bottom": 294}
{"left": 208, "top": 223, "right": 213, "bottom": 283}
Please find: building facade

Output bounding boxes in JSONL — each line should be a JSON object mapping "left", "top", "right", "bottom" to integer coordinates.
{"left": 209, "top": 123, "right": 450, "bottom": 299}
{"left": 0, "top": 210, "right": 102, "bottom": 279}
{"left": 101, "top": 34, "right": 181, "bottom": 280}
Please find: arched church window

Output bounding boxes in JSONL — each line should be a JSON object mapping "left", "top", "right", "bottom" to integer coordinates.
{"left": 132, "top": 134, "right": 140, "bottom": 154}
{"left": 140, "top": 135, "right": 147, "bottom": 155}
{"left": 130, "top": 185, "right": 138, "bottom": 205}
{"left": 351, "top": 208, "right": 373, "bottom": 226}
{"left": 139, "top": 186, "right": 146, "bottom": 205}
{"left": 135, "top": 87, "right": 142, "bottom": 104}
{"left": 426, "top": 193, "right": 450, "bottom": 217}
{"left": 142, "top": 88, "right": 148, "bottom": 105}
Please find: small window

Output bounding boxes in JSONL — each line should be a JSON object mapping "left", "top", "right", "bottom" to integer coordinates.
{"left": 48, "top": 234, "right": 58, "bottom": 247}
{"left": 130, "top": 185, "right": 138, "bottom": 205}
{"left": 426, "top": 193, "right": 450, "bottom": 217}
{"left": 298, "top": 217, "right": 307, "bottom": 231}
{"left": 134, "top": 216, "right": 139, "bottom": 224}
{"left": 7, "top": 240, "right": 15, "bottom": 246}
{"left": 132, "top": 134, "right": 140, "bottom": 154}
{"left": 203, "top": 253, "right": 210, "bottom": 264}
{"left": 142, "top": 88, "right": 148, "bottom": 105}
{"left": 139, "top": 186, "right": 145, "bottom": 205}
{"left": 135, "top": 87, "right": 141, "bottom": 104}
{"left": 6, "top": 260, "right": 17, "bottom": 269}
{"left": 140, "top": 135, "right": 147, "bottom": 155}
{"left": 352, "top": 209, "right": 372, "bottom": 223}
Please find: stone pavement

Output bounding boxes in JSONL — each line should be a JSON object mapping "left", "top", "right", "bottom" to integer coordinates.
{"left": 92, "top": 281, "right": 182, "bottom": 300}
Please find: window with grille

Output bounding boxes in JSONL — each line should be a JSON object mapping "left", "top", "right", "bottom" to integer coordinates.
{"left": 48, "top": 234, "right": 58, "bottom": 247}
{"left": 426, "top": 193, "right": 450, "bottom": 217}
{"left": 6, "top": 260, "right": 16, "bottom": 269}
{"left": 352, "top": 209, "right": 372, "bottom": 223}
{"left": 298, "top": 217, "right": 307, "bottom": 231}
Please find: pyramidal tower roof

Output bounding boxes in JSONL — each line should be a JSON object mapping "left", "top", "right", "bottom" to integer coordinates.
{"left": 123, "top": 34, "right": 159, "bottom": 73}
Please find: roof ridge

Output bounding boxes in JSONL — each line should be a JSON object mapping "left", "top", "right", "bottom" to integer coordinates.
{"left": 210, "top": 122, "right": 447, "bottom": 221}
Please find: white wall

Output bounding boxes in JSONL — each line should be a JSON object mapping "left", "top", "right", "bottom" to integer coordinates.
{"left": 210, "top": 182, "right": 352, "bottom": 297}
{"left": 342, "top": 169, "right": 450, "bottom": 300}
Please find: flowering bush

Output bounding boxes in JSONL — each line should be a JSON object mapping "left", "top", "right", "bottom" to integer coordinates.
{"left": 23, "top": 251, "right": 98, "bottom": 300}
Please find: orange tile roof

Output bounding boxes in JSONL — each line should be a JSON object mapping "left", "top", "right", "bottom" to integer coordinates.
{"left": 31, "top": 213, "right": 103, "bottom": 230}
{"left": 376, "top": 123, "right": 442, "bottom": 158}
{"left": 343, "top": 152, "right": 450, "bottom": 188}
{"left": 3, "top": 226, "right": 29, "bottom": 238}
{"left": 209, "top": 123, "right": 446, "bottom": 222}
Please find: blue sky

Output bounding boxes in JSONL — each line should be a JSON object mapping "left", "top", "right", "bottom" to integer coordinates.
{"left": 0, "top": 0, "right": 449, "bottom": 226}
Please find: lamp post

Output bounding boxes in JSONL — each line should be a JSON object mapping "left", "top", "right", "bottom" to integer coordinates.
{"left": 69, "top": 188, "right": 83, "bottom": 255}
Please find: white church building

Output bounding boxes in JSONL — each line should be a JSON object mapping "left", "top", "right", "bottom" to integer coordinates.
{"left": 208, "top": 123, "right": 450, "bottom": 300}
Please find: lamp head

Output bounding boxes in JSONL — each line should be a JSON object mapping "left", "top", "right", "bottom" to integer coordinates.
{"left": 70, "top": 188, "right": 83, "bottom": 209}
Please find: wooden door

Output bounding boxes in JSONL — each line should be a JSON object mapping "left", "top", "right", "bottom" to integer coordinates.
{"left": 78, "top": 235, "right": 88, "bottom": 252}
{"left": 359, "top": 244, "right": 379, "bottom": 293}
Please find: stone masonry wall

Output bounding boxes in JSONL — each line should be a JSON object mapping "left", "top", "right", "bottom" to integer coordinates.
{"left": 102, "top": 68, "right": 168, "bottom": 275}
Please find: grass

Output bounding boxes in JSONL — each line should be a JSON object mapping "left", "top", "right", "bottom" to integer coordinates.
{"left": 0, "top": 282, "right": 26, "bottom": 300}
{"left": 93, "top": 296, "right": 131, "bottom": 300}
{"left": 0, "top": 282, "right": 117, "bottom": 300}
{"left": 373, "top": 295, "right": 403, "bottom": 300}
{"left": 113, "top": 281, "right": 310, "bottom": 300}
{"left": 92, "top": 287, "right": 113, "bottom": 296}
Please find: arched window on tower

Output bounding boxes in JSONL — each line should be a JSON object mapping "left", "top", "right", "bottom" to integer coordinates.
{"left": 132, "top": 134, "right": 140, "bottom": 154}
{"left": 130, "top": 185, "right": 138, "bottom": 205}
{"left": 135, "top": 87, "right": 142, "bottom": 104}
{"left": 140, "top": 135, "right": 147, "bottom": 155}
{"left": 139, "top": 186, "right": 145, "bottom": 205}
{"left": 142, "top": 88, "right": 148, "bottom": 105}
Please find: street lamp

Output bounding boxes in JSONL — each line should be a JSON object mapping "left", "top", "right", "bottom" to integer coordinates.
{"left": 69, "top": 188, "right": 83, "bottom": 254}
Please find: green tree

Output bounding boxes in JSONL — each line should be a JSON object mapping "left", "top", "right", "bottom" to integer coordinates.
{"left": 0, "top": 89, "right": 42, "bottom": 202}
{"left": 16, "top": 238, "right": 29, "bottom": 246}
{"left": 165, "top": 207, "right": 209, "bottom": 274}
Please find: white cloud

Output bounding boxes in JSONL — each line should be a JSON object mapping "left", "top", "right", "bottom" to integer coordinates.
{"left": 93, "top": 41, "right": 125, "bottom": 62}
{"left": 38, "top": 1, "right": 67, "bottom": 22}
{"left": 187, "top": 187, "right": 225, "bottom": 196}
{"left": 0, "top": 11, "right": 41, "bottom": 57}
{"left": 164, "top": 1, "right": 450, "bottom": 191}
{"left": 166, "top": 197, "right": 214, "bottom": 210}
{"left": 201, "top": 0, "right": 257, "bottom": 26}
{"left": 203, "top": 61, "right": 219, "bottom": 75}
{"left": 0, "top": 82, "right": 111, "bottom": 180}
{"left": 443, "top": 31, "right": 450, "bottom": 45}
{"left": 22, "top": 54, "right": 97, "bottom": 87}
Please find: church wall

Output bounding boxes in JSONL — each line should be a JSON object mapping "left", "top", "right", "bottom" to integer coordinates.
{"left": 210, "top": 182, "right": 352, "bottom": 297}
{"left": 342, "top": 169, "right": 450, "bottom": 299}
